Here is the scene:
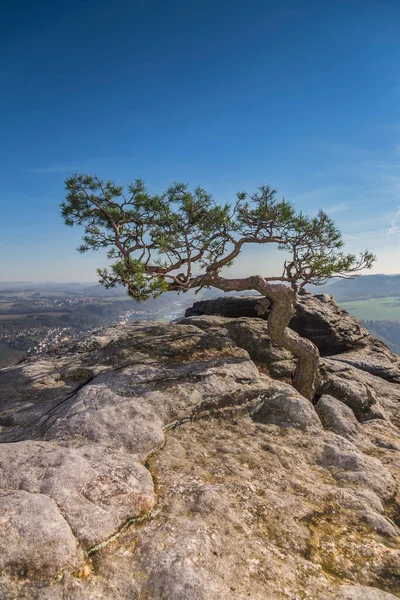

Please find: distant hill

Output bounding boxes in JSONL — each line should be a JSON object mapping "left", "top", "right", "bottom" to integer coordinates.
{"left": 81, "top": 284, "right": 128, "bottom": 297}
{"left": 0, "top": 282, "right": 33, "bottom": 291}
{"left": 0, "top": 282, "right": 95, "bottom": 294}
{"left": 308, "top": 274, "right": 400, "bottom": 302}
{"left": 35, "top": 282, "right": 94, "bottom": 292}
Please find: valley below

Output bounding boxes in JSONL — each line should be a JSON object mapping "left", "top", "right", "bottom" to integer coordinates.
{"left": 1, "top": 275, "right": 400, "bottom": 370}
{"left": 0, "top": 284, "right": 192, "bottom": 368}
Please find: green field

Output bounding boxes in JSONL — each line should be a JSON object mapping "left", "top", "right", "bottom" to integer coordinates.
{"left": 340, "top": 297, "right": 400, "bottom": 321}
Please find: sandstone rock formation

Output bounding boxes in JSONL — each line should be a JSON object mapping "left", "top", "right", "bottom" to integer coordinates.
{"left": 185, "top": 292, "right": 371, "bottom": 354}
{"left": 0, "top": 295, "right": 399, "bottom": 599}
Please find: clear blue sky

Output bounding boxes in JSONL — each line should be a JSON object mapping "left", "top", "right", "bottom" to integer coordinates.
{"left": 1, "top": 0, "right": 400, "bottom": 282}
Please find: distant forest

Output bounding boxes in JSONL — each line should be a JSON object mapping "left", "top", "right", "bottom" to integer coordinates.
{"left": 313, "top": 274, "right": 400, "bottom": 302}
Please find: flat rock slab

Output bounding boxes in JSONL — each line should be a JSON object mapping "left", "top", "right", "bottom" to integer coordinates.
{"left": 0, "top": 441, "right": 155, "bottom": 549}
{"left": 106, "top": 417, "right": 400, "bottom": 599}
{"left": 337, "top": 585, "right": 400, "bottom": 599}
{"left": 330, "top": 342, "right": 400, "bottom": 383}
{"left": 0, "top": 317, "right": 399, "bottom": 598}
{"left": 0, "top": 490, "right": 84, "bottom": 578}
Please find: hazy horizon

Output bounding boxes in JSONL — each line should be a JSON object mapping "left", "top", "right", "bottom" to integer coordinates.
{"left": 2, "top": 272, "right": 400, "bottom": 287}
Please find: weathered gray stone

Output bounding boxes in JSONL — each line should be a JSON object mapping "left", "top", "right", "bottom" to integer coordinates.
{"left": 362, "top": 419, "right": 400, "bottom": 451}
{"left": 320, "top": 358, "right": 397, "bottom": 425}
{"left": 335, "top": 489, "right": 398, "bottom": 537}
{"left": 318, "top": 362, "right": 379, "bottom": 418}
{"left": 252, "top": 387, "right": 323, "bottom": 431}
{"left": 40, "top": 356, "right": 268, "bottom": 455}
{"left": 179, "top": 314, "right": 296, "bottom": 378}
{"left": 336, "top": 487, "right": 385, "bottom": 514}
{"left": 334, "top": 487, "right": 399, "bottom": 536}
{"left": 127, "top": 417, "right": 400, "bottom": 599}
{"left": 0, "top": 490, "right": 85, "bottom": 578}
{"left": 361, "top": 511, "right": 398, "bottom": 537}
{"left": 317, "top": 433, "right": 397, "bottom": 501}
{"left": 185, "top": 294, "right": 270, "bottom": 318}
{"left": 330, "top": 340, "right": 400, "bottom": 384}
{"left": 337, "top": 585, "right": 400, "bottom": 599}
{"left": 0, "top": 441, "right": 155, "bottom": 549}
{"left": 0, "top": 321, "right": 253, "bottom": 445}
{"left": 293, "top": 292, "right": 370, "bottom": 352}
{"left": 0, "top": 317, "right": 399, "bottom": 599}
{"left": 185, "top": 292, "right": 370, "bottom": 353}
{"left": 316, "top": 394, "right": 361, "bottom": 438}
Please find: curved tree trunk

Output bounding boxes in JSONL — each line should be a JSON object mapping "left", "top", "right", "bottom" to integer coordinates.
{"left": 256, "top": 282, "right": 319, "bottom": 400}
{"left": 198, "top": 274, "right": 320, "bottom": 400}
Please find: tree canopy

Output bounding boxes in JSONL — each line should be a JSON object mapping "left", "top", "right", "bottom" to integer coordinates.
{"left": 61, "top": 174, "right": 374, "bottom": 301}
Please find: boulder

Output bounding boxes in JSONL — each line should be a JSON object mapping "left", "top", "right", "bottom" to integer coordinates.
{"left": 290, "top": 292, "right": 369, "bottom": 354}
{"left": 316, "top": 433, "right": 396, "bottom": 501}
{"left": 337, "top": 585, "right": 400, "bottom": 600}
{"left": 179, "top": 314, "right": 296, "bottom": 378}
{"left": 320, "top": 358, "right": 396, "bottom": 424}
{"left": 329, "top": 340, "right": 400, "bottom": 383}
{"left": 185, "top": 294, "right": 270, "bottom": 318}
{"left": 185, "top": 292, "right": 370, "bottom": 354}
{"left": 0, "top": 490, "right": 85, "bottom": 578}
{"left": 252, "top": 388, "right": 322, "bottom": 431}
{"left": 318, "top": 359, "right": 384, "bottom": 421}
{"left": 316, "top": 394, "right": 361, "bottom": 438}
{"left": 0, "top": 441, "right": 155, "bottom": 549}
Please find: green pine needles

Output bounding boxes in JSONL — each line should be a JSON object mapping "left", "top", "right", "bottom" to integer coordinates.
{"left": 61, "top": 174, "right": 375, "bottom": 301}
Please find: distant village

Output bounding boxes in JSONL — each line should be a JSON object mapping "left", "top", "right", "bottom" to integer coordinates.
{"left": 0, "top": 287, "right": 189, "bottom": 366}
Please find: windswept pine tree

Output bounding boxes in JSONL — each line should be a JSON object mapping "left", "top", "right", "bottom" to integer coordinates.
{"left": 61, "top": 175, "right": 375, "bottom": 399}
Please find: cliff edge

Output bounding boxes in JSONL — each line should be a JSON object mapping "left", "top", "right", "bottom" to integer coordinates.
{"left": 0, "top": 293, "right": 400, "bottom": 599}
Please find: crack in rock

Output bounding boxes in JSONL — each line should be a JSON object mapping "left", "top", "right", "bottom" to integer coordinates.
{"left": 37, "top": 375, "right": 96, "bottom": 431}
{"left": 86, "top": 509, "right": 154, "bottom": 557}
